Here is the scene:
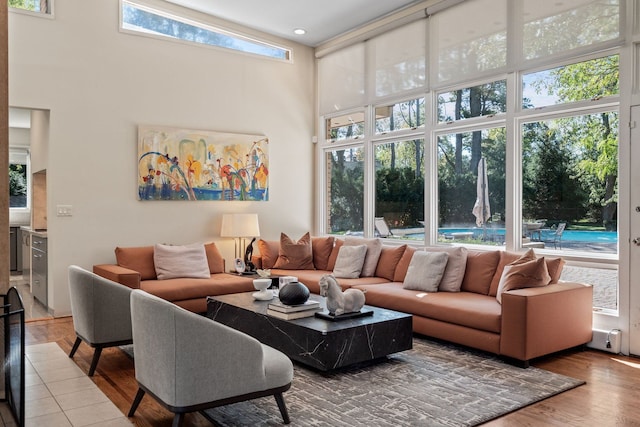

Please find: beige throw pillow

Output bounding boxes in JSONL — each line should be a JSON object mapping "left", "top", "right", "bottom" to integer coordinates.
{"left": 344, "top": 237, "right": 383, "bottom": 277}
{"left": 424, "top": 246, "right": 468, "bottom": 292}
{"left": 333, "top": 245, "right": 368, "bottom": 279}
{"left": 153, "top": 243, "right": 211, "bottom": 280}
{"left": 402, "top": 251, "right": 449, "bottom": 292}
{"left": 496, "top": 250, "right": 551, "bottom": 304}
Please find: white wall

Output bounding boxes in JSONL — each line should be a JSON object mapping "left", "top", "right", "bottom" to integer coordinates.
{"left": 8, "top": 0, "right": 316, "bottom": 316}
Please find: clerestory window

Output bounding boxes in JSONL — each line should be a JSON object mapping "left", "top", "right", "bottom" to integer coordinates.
{"left": 120, "top": 0, "right": 292, "bottom": 61}
{"left": 8, "top": 0, "right": 51, "bottom": 14}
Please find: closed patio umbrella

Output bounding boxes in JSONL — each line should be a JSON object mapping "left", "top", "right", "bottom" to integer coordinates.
{"left": 472, "top": 157, "right": 490, "bottom": 228}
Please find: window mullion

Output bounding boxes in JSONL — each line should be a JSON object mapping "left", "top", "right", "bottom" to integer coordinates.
{"left": 505, "top": 71, "right": 519, "bottom": 251}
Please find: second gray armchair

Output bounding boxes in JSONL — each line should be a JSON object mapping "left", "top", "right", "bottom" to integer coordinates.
{"left": 127, "top": 289, "right": 294, "bottom": 426}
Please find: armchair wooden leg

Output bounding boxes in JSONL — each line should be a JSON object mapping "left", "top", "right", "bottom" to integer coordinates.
{"left": 274, "top": 392, "right": 290, "bottom": 424}
{"left": 172, "top": 413, "right": 184, "bottom": 427}
{"left": 88, "top": 347, "right": 103, "bottom": 376}
{"left": 128, "top": 387, "right": 146, "bottom": 417}
{"left": 69, "top": 337, "right": 82, "bottom": 358}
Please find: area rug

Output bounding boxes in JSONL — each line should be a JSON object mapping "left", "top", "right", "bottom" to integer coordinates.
{"left": 122, "top": 337, "right": 584, "bottom": 426}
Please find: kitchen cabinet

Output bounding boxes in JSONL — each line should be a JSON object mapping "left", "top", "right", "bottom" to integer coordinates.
{"left": 31, "top": 235, "right": 47, "bottom": 306}
{"left": 9, "top": 227, "right": 18, "bottom": 272}
{"left": 21, "top": 228, "right": 30, "bottom": 280}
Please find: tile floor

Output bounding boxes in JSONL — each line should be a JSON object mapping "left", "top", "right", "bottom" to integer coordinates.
{"left": 0, "top": 342, "right": 132, "bottom": 426}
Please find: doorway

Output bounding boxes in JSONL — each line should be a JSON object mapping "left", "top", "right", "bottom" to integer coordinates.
{"left": 8, "top": 107, "right": 51, "bottom": 321}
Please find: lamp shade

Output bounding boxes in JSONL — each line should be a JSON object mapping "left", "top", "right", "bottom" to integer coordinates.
{"left": 220, "top": 213, "right": 260, "bottom": 237}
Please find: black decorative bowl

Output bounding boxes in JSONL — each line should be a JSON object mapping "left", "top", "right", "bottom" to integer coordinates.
{"left": 278, "top": 281, "right": 310, "bottom": 305}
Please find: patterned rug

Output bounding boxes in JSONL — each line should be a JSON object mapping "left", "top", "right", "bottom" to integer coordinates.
{"left": 123, "top": 338, "right": 584, "bottom": 426}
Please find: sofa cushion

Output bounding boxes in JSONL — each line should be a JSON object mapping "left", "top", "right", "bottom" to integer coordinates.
{"left": 273, "top": 232, "right": 315, "bottom": 270}
{"left": 312, "top": 236, "right": 335, "bottom": 271}
{"left": 393, "top": 246, "right": 418, "bottom": 282}
{"left": 115, "top": 246, "right": 156, "bottom": 280}
{"left": 355, "top": 283, "right": 502, "bottom": 334}
{"left": 460, "top": 250, "right": 501, "bottom": 295}
{"left": 344, "top": 237, "right": 383, "bottom": 277}
{"left": 140, "top": 274, "right": 255, "bottom": 303}
{"left": 153, "top": 243, "right": 211, "bottom": 280}
{"left": 545, "top": 257, "right": 565, "bottom": 283}
{"left": 424, "top": 246, "right": 468, "bottom": 292}
{"left": 403, "top": 251, "right": 449, "bottom": 292}
{"left": 257, "top": 239, "right": 280, "bottom": 269}
{"left": 488, "top": 250, "right": 566, "bottom": 296}
{"left": 375, "top": 245, "right": 407, "bottom": 281}
{"left": 496, "top": 251, "right": 551, "bottom": 303}
{"left": 326, "top": 239, "right": 345, "bottom": 271}
{"left": 333, "top": 245, "right": 367, "bottom": 278}
{"left": 204, "top": 242, "right": 225, "bottom": 274}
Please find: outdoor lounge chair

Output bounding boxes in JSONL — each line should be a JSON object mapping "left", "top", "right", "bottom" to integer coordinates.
{"left": 541, "top": 222, "right": 566, "bottom": 249}
{"left": 374, "top": 217, "right": 394, "bottom": 237}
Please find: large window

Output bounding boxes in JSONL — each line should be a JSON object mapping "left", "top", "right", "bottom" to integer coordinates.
{"left": 120, "top": 1, "right": 291, "bottom": 61}
{"left": 326, "top": 148, "right": 364, "bottom": 235}
{"left": 317, "top": 0, "right": 623, "bottom": 312}
{"left": 522, "top": 112, "right": 619, "bottom": 244}
{"left": 375, "top": 139, "right": 424, "bottom": 235}
{"left": 437, "top": 128, "right": 505, "bottom": 246}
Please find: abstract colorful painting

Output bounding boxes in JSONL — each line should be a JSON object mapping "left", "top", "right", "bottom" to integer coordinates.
{"left": 137, "top": 126, "right": 269, "bottom": 201}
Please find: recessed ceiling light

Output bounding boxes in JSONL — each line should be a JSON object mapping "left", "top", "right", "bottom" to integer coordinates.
{"left": 293, "top": 28, "right": 307, "bottom": 35}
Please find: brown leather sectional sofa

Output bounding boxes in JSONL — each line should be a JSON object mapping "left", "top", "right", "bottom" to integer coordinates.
{"left": 93, "top": 236, "right": 593, "bottom": 366}
{"left": 254, "top": 236, "right": 593, "bottom": 367}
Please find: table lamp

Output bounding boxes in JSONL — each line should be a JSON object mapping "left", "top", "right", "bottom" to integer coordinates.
{"left": 220, "top": 213, "right": 260, "bottom": 269}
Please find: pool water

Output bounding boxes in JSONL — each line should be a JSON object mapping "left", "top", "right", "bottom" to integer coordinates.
{"left": 407, "top": 228, "right": 618, "bottom": 243}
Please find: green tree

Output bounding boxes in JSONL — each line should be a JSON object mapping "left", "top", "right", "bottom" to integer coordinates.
{"left": 522, "top": 122, "right": 587, "bottom": 222}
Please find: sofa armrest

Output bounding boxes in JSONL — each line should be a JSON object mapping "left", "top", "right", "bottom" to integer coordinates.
{"left": 93, "top": 264, "right": 141, "bottom": 289}
{"left": 500, "top": 282, "right": 593, "bottom": 363}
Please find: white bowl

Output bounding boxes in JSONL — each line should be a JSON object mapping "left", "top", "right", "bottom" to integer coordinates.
{"left": 252, "top": 278, "right": 273, "bottom": 301}
{"left": 253, "top": 278, "right": 272, "bottom": 291}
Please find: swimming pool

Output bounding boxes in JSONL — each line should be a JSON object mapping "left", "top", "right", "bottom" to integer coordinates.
{"left": 406, "top": 228, "right": 618, "bottom": 243}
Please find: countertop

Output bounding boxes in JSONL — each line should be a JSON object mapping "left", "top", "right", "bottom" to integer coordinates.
{"left": 19, "top": 226, "right": 47, "bottom": 238}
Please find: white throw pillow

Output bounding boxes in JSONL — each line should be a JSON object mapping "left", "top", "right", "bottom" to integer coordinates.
{"left": 424, "top": 246, "right": 468, "bottom": 292}
{"left": 402, "top": 251, "right": 449, "bottom": 292}
{"left": 344, "top": 237, "right": 383, "bottom": 277}
{"left": 153, "top": 243, "right": 211, "bottom": 280}
{"left": 332, "top": 245, "right": 368, "bottom": 279}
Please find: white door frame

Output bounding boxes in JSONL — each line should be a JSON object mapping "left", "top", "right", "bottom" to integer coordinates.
{"left": 628, "top": 106, "right": 640, "bottom": 355}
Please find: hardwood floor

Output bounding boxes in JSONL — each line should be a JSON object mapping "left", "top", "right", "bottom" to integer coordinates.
{"left": 26, "top": 316, "right": 640, "bottom": 426}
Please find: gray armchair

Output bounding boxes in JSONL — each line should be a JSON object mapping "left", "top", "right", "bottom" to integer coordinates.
{"left": 127, "top": 290, "right": 293, "bottom": 426}
{"left": 68, "top": 265, "right": 133, "bottom": 376}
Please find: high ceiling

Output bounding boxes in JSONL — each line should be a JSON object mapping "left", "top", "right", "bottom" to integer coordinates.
{"left": 164, "top": 0, "right": 423, "bottom": 47}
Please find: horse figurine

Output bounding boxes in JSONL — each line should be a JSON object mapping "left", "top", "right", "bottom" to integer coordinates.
{"left": 319, "top": 274, "right": 366, "bottom": 316}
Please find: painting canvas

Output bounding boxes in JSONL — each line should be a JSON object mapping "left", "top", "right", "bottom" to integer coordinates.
{"left": 138, "top": 126, "right": 269, "bottom": 201}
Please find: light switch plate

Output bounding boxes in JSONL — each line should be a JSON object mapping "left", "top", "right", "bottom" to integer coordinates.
{"left": 56, "top": 205, "right": 73, "bottom": 217}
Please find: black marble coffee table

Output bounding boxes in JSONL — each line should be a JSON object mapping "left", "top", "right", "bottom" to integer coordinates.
{"left": 206, "top": 292, "right": 413, "bottom": 371}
